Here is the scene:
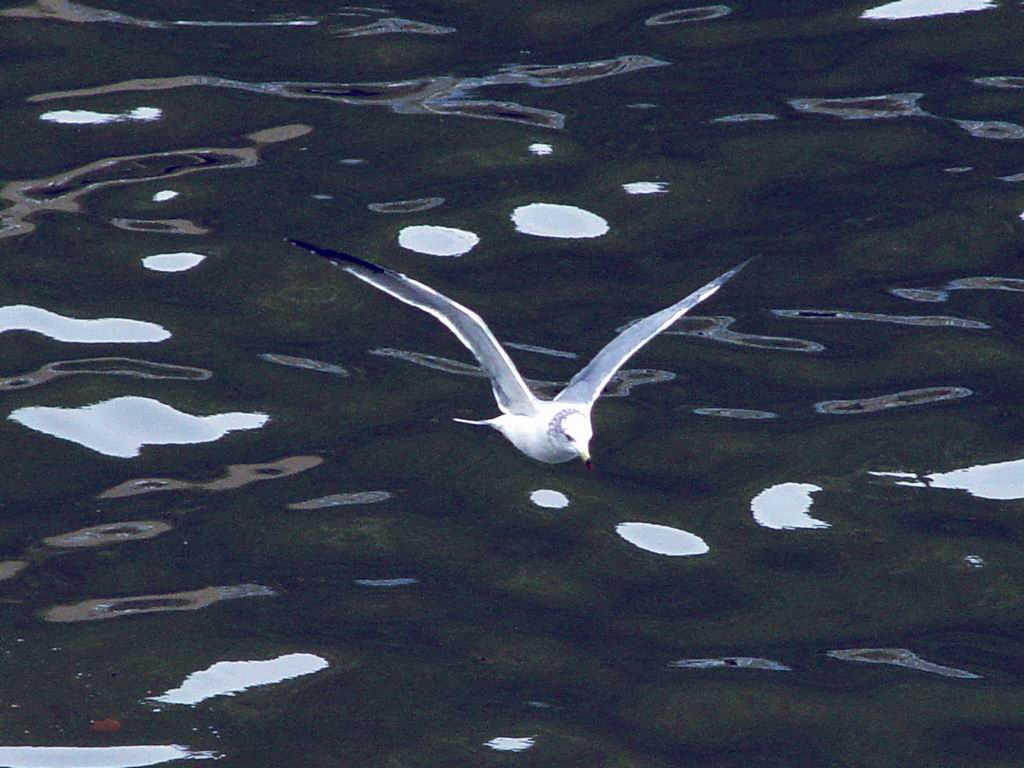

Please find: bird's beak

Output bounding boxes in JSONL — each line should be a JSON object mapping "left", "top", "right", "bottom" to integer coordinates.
{"left": 581, "top": 448, "right": 592, "bottom": 471}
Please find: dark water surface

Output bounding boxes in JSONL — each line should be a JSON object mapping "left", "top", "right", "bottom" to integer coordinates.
{"left": 2, "top": 1, "right": 1024, "bottom": 765}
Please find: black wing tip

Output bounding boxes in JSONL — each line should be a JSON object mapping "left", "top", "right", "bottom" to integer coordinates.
{"left": 286, "top": 238, "right": 388, "bottom": 273}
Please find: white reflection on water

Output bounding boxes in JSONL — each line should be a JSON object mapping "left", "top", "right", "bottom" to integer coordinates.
{"left": 39, "top": 106, "right": 161, "bottom": 124}
{"left": 0, "top": 745, "right": 216, "bottom": 767}
{"left": 148, "top": 653, "right": 329, "bottom": 705}
{"left": 622, "top": 181, "right": 669, "bottom": 195}
{"left": 151, "top": 189, "right": 177, "bottom": 202}
{"left": 0, "top": 305, "right": 169, "bottom": 343}
{"left": 670, "top": 657, "right": 792, "bottom": 671}
{"left": 511, "top": 203, "right": 609, "bottom": 238}
{"left": 861, "top": 0, "right": 996, "bottom": 20}
{"left": 870, "top": 457, "right": 1024, "bottom": 500}
{"left": 398, "top": 225, "right": 479, "bottom": 256}
{"left": 484, "top": 736, "right": 535, "bottom": 752}
{"left": 142, "top": 252, "right": 205, "bottom": 272}
{"left": 355, "top": 578, "right": 418, "bottom": 587}
{"left": 751, "top": 483, "right": 830, "bottom": 530}
{"left": 827, "top": 648, "right": 980, "bottom": 678}
{"left": 528, "top": 143, "right": 553, "bottom": 155}
{"left": 9, "top": 396, "right": 268, "bottom": 457}
{"left": 530, "top": 489, "right": 569, "bottom": 509}
{"left": 615, "top": 522, "right": 709, "bottom": 556}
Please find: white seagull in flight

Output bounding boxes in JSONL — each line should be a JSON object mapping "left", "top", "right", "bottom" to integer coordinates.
{"left": 289, "top": 239, "right": 749, "bottom": 469}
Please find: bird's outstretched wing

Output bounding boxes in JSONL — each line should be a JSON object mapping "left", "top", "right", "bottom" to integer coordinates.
{"left": 289, "top": 239, "right": 539, "bottom": 416}
{"left": 555, "top": 259, "right": 752, "bottom": 406}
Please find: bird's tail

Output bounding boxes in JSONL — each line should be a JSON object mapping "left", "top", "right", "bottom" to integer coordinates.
{"left": 452, "top": 417, "right": 496, "bottom": 427}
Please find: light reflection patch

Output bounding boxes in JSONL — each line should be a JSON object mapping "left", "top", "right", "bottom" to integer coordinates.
{"left": 645, "top": 6, "right": 732, "bottom": 24}
{"left": 148, "top": 653, "right": 329, "bottom": 705}
{"left": 0, "top": 745, "right": 217, "bottom": 767}
{"left": 0, "top": 305, "right": 170, "bottom": 343}
{"left": 750, "top": 483, "right": 829, "bottom": 530}
{"left": 368, "top": 197, "right": 444, "bottom": 214}
{"left": 622, "top": 181, "right": 669, "bottom": 195}
{"left": 693, "top": 407, "right": 778, "bottom": 419}
{"left": 870, "top": 456, "right": 1024, "bottom": 500}
{"left": 43, "top": 583, "right": 276, "bottom": 622}
{"left": 333, "top": 16, "right": 455, "bottom": 37}
{"left": 8, "top": 396, "right": 268, "bottom": 458}
{"left": 0, "top": 561, "right": 29, "bottom": 581}
{"left": 98, "top": 455, "right": 323, "bottom": 498}
{"left": 354, "top": 578, "right": 418, "bottom": 587}
{"left": 861, "top": 0, "right": 996, "bottom": 21}
{"left": 615, "top": 522, "right": 709, "bottom": 556}
{"left": 652, "top": 315, "right": 824, "bottom": 353}
{"left": 770, "top": 308, "right": 989, "bottom": 329}
{"left": 39, "top": 106, "right": 162, "bottom": 124}
{"left": 141, "top": 252, "right": 205, "bottom": 272}
{"left": 44, "top": 521, "right": 171, "bottom": 548}
{"left": 788, "top": 93, "right": 927, "bottom": 120}
{"left": 260, "top": 353, "right": 349, "bottom": 376}
{"left": 670, "top": 657, "right": 792, "bottom": 671}
{"left": 24, "top": 56, "right": 669, "bottom": 134}
{"left": 288, "top": 491, "right": 391, "bottom": 509}
{"left": 151, "top": 189, "right": 178, "bottom": 202}
{"left": 815, "top": 386, "right": 972, "bottom": 414}
{"left": 528, "top": 143, "right": 554, "bottom": 155}
{"left": 953, "top": 119, "right": 1024, "bottom": 140}
{"left": 511, "top": 203, "right": 609, "bottom": 238}
{"left": 529, "top": 489, "right": 569, "bottom": 509}
{"left": 827, "top": 648, "right": 980, "bottom": 678}
{"left": 484, "top": 737, "right": 536, "bottom": 752}
{"left": 110, "top": 218, "right": 210, "bottom": 235}
{"left": 1, "top": 123, "right": 309, "bottom": 241}
{"left": 711, "top": 112, "right": 779, "bottom": 123}
{"left": 0, "top": 357, "right": 210, "bottom": 391}
{"left": 398, "top": 225, "right": 479, "bottom": 256}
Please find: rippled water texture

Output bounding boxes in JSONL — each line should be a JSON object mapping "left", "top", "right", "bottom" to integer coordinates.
{"left": 3, "top": 1, "right": 1024, "bottom": 766}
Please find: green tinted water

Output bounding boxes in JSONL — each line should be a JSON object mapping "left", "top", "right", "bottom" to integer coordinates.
{"left": 2, "top": 1, "right": 1024, "bottom": 766}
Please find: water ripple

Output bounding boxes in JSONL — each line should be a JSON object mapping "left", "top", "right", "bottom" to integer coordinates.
{"left": 0, "top": 357, "right": 211, "bottom": 391}
{"left": 693, "top": 407, "right": 778, "bottom": 419}
{"left": 645, "top": 6, "right": 732, "bottom": 24}
{"left": 771, "top": 308, "right": 990, "bottom": 329}
{"left": 42, "top": 583, "right": 276, "bottom": 622}
{"left": 288, "top": 491, "right": 392, "bottom": 509}
{"left": 789, "top": 92, "right": 1024, "bottom": 140}
{"left": 1, "top": 123, "right": 310, "bottom": 239}
{"left": 827, "top": 648, "right": 980, "bottom": 678}
{"left": 369, "top": 347, "right": 673, "bottom": 398}
{"left": 98, "top": 455, "right": 323, "bottom": 498}
{"left": 44, "top": 520, "right": 171, "bottom": 548}
{"left": 670, "top": 657, "right": 791, "bottom": 671}
{"left": 891, "top": 275, "right": 1024, "bottom": 303}
{"left": 27, "top": 56, "right": 669, "bottom": 131}
{"left": 815, "top": 386, "right": 972, "bottom": 414}
{"left": 646, "top": 315, "right": 825, "bottom": 353}
{"left": 260, "top": 353, "right": 349, "bottom": 376}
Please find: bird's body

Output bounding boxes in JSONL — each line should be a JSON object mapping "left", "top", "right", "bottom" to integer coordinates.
{"left": 288, "top": 239, "right": 748, "bottom": 468}
{"left": 457, "top": 402, "right": 592, "bottom": 464}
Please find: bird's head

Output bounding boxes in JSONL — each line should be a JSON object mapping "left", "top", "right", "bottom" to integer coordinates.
{"left": 559, "top": 410, "right": 593, "bottom": 470}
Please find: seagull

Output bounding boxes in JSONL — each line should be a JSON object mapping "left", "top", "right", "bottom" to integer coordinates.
{"left": 289, "top": 239, "right": 749, "bottom": 469}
